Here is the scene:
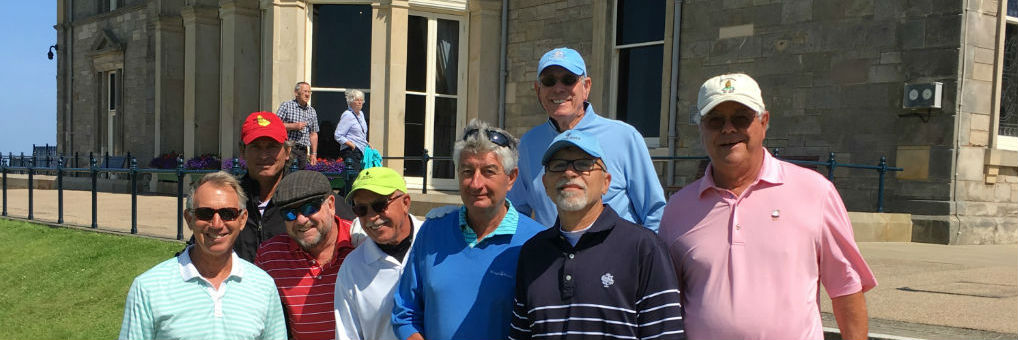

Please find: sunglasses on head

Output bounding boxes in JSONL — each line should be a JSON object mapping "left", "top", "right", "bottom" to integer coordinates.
{"left": 192, "top": 207, "right": 243, "bottom": 221}
{"left": 463, "top": 129, "right": 514, "bottom": 148}
{"left": 280, "top": 197, "right": 326, "bottom": 222}
{"left": 539, "top": 73, "right": 581, "bottom": 87}
{"left": 701, "top": 112, "right": 758, "bottom": 130}
{"left": 545, "top": 158, "right": 603, "bottom": 173}
{"left": 351, "top": 194, "right": 404, "bottom": 217}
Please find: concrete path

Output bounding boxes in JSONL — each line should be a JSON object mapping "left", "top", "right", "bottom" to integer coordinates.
{"left": 2, "top": 188, "right": 1016, "bottom": 339}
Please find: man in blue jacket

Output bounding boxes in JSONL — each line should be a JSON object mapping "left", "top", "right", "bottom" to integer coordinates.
{"left": 508, "top": 47, "right": 666, "bottom": 232}
{"left": 392, "top": 119, "right": 544, "bottom": 340}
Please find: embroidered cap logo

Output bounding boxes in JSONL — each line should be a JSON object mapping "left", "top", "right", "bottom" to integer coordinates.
{"left": 721, "top": 79, "right": 736, "bottom": 94}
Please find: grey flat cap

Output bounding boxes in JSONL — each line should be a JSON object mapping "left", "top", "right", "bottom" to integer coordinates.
{"left": 273, "top": 170, "right": 332, "bottom": 209}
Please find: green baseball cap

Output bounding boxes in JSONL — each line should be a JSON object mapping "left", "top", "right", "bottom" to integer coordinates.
{"left": 347, "top": 167, "right": 408, "bottom": 200}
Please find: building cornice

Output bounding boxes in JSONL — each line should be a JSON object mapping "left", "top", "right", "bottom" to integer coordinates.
{"left": 181, "top": 6, "right": 221, "bottom": 26}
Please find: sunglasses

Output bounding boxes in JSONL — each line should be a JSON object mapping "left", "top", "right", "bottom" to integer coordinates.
{"left": 701, "top": 113, "right": 758, "bottom": 130}
{"left": 463, "top": 129, "right": 514, "bottom": 148}
{"left": 351, "top": 194, "right": 404, "bottom": 217}
{"left": 192, "top": 207, "right": 243, "bottom": 222}
{"left": 539, "top": 73, "right": 581, "bottom": 87}
{"left": 281, "top": 198, "right": 325, "bottom": 222}
{"left": 545, "top": 158, "right": 603, "bottom": 173}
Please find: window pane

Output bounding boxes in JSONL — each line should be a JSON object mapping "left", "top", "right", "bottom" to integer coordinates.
{"left": 1009, "top": 0, "right": 1016, "bottom": 17}
{"left": 407, "top": 16, "right": 428, "bottom": 93}
{"left": 109, "top": 73, "right": 116, "bottom": 111}
{"left": 435, "top": 19, "right": 459, "bottom": 95}
{"left": 432, "top": 97, "right": 457, "bottom": 179}
{"left": 313, "top": 91, "right": 371, "bottom": 160}
{"left": 616, "top": 0, "right": 665, "bottom": 45}
{"left": 616, "top": 45, "right": 663, "bottom": 138}
{"left": 404, "top": 94, "right": 427, "bottom": 176}
{"left": 312, "top": 5, "right": 372, "bottom": 89}
{"left": 1000, "top": 24, "right": 1018, "bottom": 137}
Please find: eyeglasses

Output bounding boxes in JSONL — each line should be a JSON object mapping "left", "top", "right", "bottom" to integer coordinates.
{"left": 463, "top": 129, "right": 514, "bottom": 148}
{"left": 351, "top": 194, "right": 404, "bottom": 217}
{"left": 192, "top": 207, "right": 243, "bottom": 222}
{"left": 539, "top": 73, "right": 581, "bottom": 87}
{"left": 281, "top": 198, "right": 325, "bottom": 221}
{"left": 545, "top": 158, "right": 603, "bottom": 173}
{"left": 701, "top": 113, "right": 758, "bottom": 130}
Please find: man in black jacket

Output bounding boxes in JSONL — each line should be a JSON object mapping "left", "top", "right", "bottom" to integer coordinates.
{"left": 182, "top": 111, "right": 356, "bottom": 262}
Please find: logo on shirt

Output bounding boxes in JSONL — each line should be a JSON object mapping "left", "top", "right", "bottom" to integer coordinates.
{"left": 489, "top": 270, "right": 513, "bottom": 280}
{"left": 601, "top": 273, "right": 615, "bottom": 288}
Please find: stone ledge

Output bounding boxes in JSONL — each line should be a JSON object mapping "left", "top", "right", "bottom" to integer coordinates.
{"left": 849, "top": 212, "right": 913, "bottom": 242}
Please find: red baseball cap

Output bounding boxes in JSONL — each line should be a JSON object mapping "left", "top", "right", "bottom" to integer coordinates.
{"left": 241, "top": 111, "right": 287, "bottom": 144}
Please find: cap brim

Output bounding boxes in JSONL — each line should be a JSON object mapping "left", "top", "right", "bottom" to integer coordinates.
{"left": 538, "top": 63, "right": 586, "bottom": 77}
{"left": 278, "top": 193, "right": 330, "bottom": 210}
{"left": 243, "top": 133, "right": 286, "bottom": 145}
{"left": 698, "top": 94, "right": 764, "bottom": 117}
{"left": 541, "top": 140, "right": 601, "bottom": 165}
{"left": 346, "top": 184, "right": 399, "bottom": 200}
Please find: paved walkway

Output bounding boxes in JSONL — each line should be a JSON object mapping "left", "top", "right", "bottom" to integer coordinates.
{"left": 2, "top": 188, "right": 1016, "bottom": 339}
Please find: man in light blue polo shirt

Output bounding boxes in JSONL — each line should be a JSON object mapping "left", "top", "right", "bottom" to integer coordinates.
{"left": 509, "top": 47, "right": 666, "bottom": 232}
{"left": 119, "top": 171, "right": 286, "bottom": 340}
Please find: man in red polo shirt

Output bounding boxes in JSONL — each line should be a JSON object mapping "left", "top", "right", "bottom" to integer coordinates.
{"left": 255, "top": 170, "right": 355, "bottom": 340}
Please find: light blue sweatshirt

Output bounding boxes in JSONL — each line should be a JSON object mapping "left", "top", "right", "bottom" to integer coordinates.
{"left": 508, "top": 103, "right": 667, "bottom": 232}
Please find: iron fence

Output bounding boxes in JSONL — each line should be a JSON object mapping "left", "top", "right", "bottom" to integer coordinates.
{"left": 1, "top": 147, "right": 901, "bottom": 240}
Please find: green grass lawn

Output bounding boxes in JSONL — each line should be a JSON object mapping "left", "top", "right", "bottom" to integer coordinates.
{"left": 0, "top": 219, "right": 182, "bottom": 339}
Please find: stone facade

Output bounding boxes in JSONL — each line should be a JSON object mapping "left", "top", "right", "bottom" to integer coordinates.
{"left": 55, "top": 0, "right": 1017, "bottom": 243}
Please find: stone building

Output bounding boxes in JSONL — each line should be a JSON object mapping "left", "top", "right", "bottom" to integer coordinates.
{"left": 55, "top": 0, "right": 1016, "bottom": 243}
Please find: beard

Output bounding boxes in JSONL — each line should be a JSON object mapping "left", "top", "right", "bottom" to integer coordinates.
{"left": 553, "top": 178, "right": 590, "bottom": 212}
{"left": 291, "top": 220, "right": 333, "bottom": 252}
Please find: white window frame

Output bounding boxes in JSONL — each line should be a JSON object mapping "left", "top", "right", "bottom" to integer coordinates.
{"left": 999, "top": 14, "right": 1018, "bottom": 151}
{"left": 609, "top": 0, "right": 668, "bottom": 147}
{"left": 107, "top": 70, "right": 117, "bottom": 154}
{"left": 404, "top": 10, "right": 468, "bottom": 191}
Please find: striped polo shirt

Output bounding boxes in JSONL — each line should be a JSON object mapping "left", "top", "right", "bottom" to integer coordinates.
{"left": 509, "top": 206, "right": 685, "bottom": 340}
{"left": 255, "top": 216, "right": 354, "bottom": 340}
{"left": 118, "top": 247, "right": 287, "bottom": 340}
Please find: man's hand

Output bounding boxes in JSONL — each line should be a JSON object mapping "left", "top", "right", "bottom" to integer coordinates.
{"left": 407, "top": 333, "right": 425, "bottom": 340}
{"left": 285, "top": 121, "right": 307, "bottom": 131}
{"left": 832, "top": 291, "right": 868, "bottom": 340}
{"left": 309, "top": 157, "right": 317, "bottom": 165}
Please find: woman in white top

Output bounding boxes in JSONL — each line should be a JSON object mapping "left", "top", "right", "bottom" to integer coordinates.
{"left": 334, "top": 89, "right": 369, "bottom": 170}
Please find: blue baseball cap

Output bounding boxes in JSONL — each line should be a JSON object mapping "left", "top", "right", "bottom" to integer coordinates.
{"left": 541, "top": 129, "right": 604, "bottom": 165}
{"left": 537, "top": 47, "right": 587, "bottom": 78}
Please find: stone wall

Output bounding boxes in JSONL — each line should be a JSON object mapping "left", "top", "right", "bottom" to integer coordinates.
{"left": 503, "top": 0, "right": 594, "bottom": 138}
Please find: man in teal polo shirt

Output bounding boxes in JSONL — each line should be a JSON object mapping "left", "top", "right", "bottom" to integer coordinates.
{"left": 119, "top": 171, "right": 286, "bottom": 340}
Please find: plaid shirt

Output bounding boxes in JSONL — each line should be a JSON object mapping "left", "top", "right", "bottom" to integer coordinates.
{"left": 276, "top": 99, "right": 319, "bottom": 148}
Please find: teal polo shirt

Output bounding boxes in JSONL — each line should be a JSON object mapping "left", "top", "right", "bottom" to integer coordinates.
{"left": 459, "top": 200, "right": 520, "bottom": 248}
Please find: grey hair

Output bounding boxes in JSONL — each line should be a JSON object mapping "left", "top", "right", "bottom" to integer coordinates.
{"left": 345, "top": 89, "right": 365, "bottom": 105}
{"left": 295, "top": 82, "right": 310, "bottom": 91}
{"left": 186, "top": 171, "right": 248, "bottom": 211}
{"left": 453, "top": 119, "right": 520, "bottom": 175}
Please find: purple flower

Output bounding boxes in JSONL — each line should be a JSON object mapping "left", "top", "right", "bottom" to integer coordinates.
{"left": 222, "top": 158, "right": 247, "bottom": 171}
{"left": 148, "top": 152, "right": 181, "bottom": 169}
{"left": 185, "top": 154, "right": 221, "bottom": 170}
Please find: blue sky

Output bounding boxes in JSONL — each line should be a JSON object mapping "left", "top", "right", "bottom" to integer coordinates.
{"left": 0, "top": 2, "right": 57, "bottom": 156}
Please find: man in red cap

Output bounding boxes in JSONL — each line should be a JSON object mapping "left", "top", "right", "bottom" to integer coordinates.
{"left": 179, "top": 112, "right": 357, "bottom": 261}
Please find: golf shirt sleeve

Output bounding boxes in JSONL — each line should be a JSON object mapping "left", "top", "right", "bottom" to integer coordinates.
{"left": 635, "top": 234, "right": 685, "bottom": 339}
{"left": 508, "top": 259, "right": 532, "bottom": 340}
{"left": 819, "top": 180, "right": 878, "bottom": 298}
{"left": 623, "top": 130, "right": 667, "bottom": 233}
{"left": 392, "top": 240, "right": 425, "bottom": 339}
{"left": 118, "top": 279, "right": 154, "bottom": 340}
{"left": 260, "top": 284, "right": 288, "bottom": 340}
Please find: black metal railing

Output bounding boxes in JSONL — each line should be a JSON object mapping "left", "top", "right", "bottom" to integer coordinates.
{"left": 1, "top": 147, "right": 902, "bottom": 240}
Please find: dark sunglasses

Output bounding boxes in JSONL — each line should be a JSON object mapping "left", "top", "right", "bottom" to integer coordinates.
{"left": 281, "top": 198, "right": 325, "bottom": 222}
{"left": 351, "top": 194, "right": 404, "bottom": 217}
{"left": 463, "top": 129, "right": 514, "bottom": 148}
{"left": 545, "top": 158, "right": 603, "bottom": 173}
{"left": 701, "top": 113, "right": 757, "bottom": 130}
{"left": 192, "top": 207, "right": 243, "bottom": 221}
{"left": 539, "top": 73, "right": 581, "bottom": 87}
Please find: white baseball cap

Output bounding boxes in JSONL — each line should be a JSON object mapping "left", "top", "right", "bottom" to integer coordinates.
{"left": 696, "top": 73, "right": 766, "bottom": 117}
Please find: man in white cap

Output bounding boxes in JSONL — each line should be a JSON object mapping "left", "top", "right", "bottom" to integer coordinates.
{"left": 658, "top": 73, "right": 876, "bottom": 340}
{"left": 334, "top": 167, "right": 422, "bottom": 340}
{"left": 510, "top": 130, "right": 684, "bottom": 340}
{"left": 508, "top": 47, "right": 666, "bottom": 232}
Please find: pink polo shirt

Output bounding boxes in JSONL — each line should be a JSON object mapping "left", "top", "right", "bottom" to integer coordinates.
{"left": 659, "top": 150, "right": 876, "bottom": 340}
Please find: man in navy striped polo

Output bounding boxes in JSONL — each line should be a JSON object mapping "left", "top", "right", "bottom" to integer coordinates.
{"left": 509, "top": 130, "right": 685, "bottom": 340}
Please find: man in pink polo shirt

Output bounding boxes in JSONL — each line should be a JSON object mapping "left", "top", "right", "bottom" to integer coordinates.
{"left": 659, "top": 73, "right": 877, "bottom": 340}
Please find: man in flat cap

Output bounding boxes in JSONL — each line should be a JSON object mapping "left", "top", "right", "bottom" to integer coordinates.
{"left": 510, "top": 130, "right": 684, "bottom": 340}
{"left": 334, "top": 167, "right": 423, "bottom": 340}
{"left": 255, "top": 170, "right": 356, "bottom": 340}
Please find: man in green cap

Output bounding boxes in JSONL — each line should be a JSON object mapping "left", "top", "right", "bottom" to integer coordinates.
{"left": 334, "top": 167, "right": 422, "bottom": 340}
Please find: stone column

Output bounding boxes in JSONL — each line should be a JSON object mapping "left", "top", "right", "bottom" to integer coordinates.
{"left": 182, "top": 5, "right": 221, "bottom": 158}
{"left": 220, "top": 0, "right": 261, "bottom": 159}
{"left": 150, "top": 15, "right": 185, "bottom": 163}
{"left": 466, "top": 0, "right": 501, "bottom": 125}
{"left": 259, "top": 0, "right": 308, "bottom": 111}
{"left": 370, "top": 0, "right": 409, "bottom": 172}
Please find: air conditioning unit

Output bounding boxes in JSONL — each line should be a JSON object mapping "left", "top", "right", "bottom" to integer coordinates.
{"left": 903, "top": 82, "right": 943, "bottom": 109}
